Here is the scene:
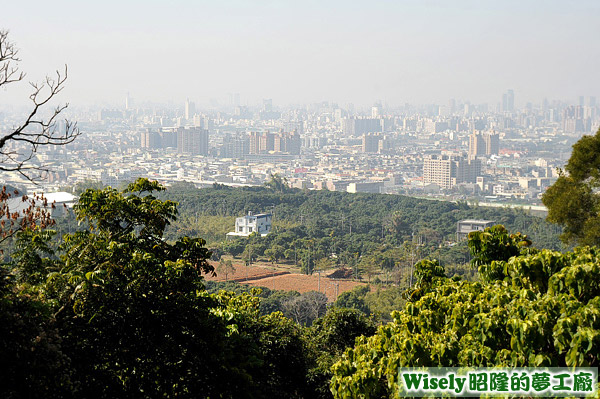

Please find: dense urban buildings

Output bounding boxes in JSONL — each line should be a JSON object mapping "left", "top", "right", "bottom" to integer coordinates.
{"left": 1, "top": 93, "right": 599, "bottom": 209}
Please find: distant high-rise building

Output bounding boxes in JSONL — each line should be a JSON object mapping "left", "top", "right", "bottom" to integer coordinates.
{"left": 341, "top": 117, "right": 382, "bottom": 136}
{"left": 141, "top": 129, "right": 160, "bottom": 149}
{"left": 249, "top": 131, "right": 274, "bottom": 154}
{"left": 228, "top": 92, "right": 241, "bottom": 107}
{"left": 185, "top": 99, "right": 196, "bottom": 120}
{"left": 259, "top": 132, "right": 275, "bottom": 152}
{"left": 502, "top": 90, "right": 514, "bottom": 112}
{"left": 177, "top": 127, "right": 208, "bottom": 156}
{"left": 562, "top": 106, "right": 590, "bottom": 133}
{"left": 449, "top": 99, "right": 457, "bottom": 114}
{"left": 468, "top": 133, "right": 486, "bottom": 158}
{"left": 274, "top": 130, "right": 301, "bottom": 154}
{"left": 362, "top": 133, "right": 381, "bottom": 153}
{"left": 579, "top": 96, "right": 585, "bottom": 107}
{"left": 125, "top": 93, "right": 133, "bottom": 110}
{"left": 263, "top": 99, "right": 273, "bottom": 112}
{"left": 249, "top": 130, "right": 300, "bottom": 155}
{"left": 485, "top": 133, "right": 499, "bottom": 155}
{"left": 141, "top": 128, "right": 177, "bottom": 150}
{"left": 371, "top": 104, "right": 382, "bottom": 118}
{"left": 423, "top": 154, "right": 481, "bottom": 189}
{"left": 221, "top": 134, "right": 249, "bottom": 159}
{"left": 590, "top": 96, "right": 597, "bottom": 107}
{"left": 468, "top": 131, "right": 499, "bottom": 158}
{"left": 249, "top": 131, "right": 261, "bottom": 154}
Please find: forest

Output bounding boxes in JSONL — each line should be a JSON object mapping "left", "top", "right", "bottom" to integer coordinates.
{"left": 2, "top": 175, "right": 598, "bottom": 398}
{"left": 157, "top": 181, "right": 563, "bottom": 281}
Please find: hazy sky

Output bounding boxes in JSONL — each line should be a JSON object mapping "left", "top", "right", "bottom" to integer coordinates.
{"left": 2, "top": 0, "right": 599, "bottom": 108}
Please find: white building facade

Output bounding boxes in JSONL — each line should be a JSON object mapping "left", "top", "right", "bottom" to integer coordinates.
{"left": 227, "top": 212, "right": 272, "bottom": 237}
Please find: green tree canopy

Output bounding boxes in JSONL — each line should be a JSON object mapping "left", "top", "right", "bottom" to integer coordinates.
{"left": 330, "top": 226, "right": 600, "bottom": 398}
{"left": 3, "top": 179, "right": 318, "bottom": 398}
{"left": 543, "top": 127, "right": 600, "bottom": 245}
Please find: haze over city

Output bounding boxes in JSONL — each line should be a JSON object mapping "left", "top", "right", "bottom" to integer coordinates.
{"left": 4, "top": 2, "right": 600, "bottom": 398}
{"left": 3, "top": 0, "right": 599, "bottom": 107}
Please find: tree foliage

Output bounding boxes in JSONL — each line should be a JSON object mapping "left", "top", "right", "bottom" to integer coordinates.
{"left": 162, "top": 183, "right": 563, "bottom": 284}
{"left": 1, "top": 179, "right": 319, "bottom": 398}
{"left": 543, "top": 127, "right": 600, "bottom": 245}
{"left": 330, "top": 226, "right": 600, "bottom": 398}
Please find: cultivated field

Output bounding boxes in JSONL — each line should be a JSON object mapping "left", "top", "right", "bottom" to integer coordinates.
{"left": 206, "top": 261, "right": 366, "bottom": 302}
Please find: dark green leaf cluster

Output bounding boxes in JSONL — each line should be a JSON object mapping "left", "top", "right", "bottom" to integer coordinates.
{"left": 160, "top": 183, "right": 562, "bottom": 284}
{"left": 543, "top": 127, "right": 600, "bottom": 246}
{"left": 0, "top": 179, "right": 331, "bottom": 398}
{"left": 330, "top": 226, "right": 600, "bottom": 398}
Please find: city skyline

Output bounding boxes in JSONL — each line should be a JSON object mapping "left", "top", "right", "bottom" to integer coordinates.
{"left": 1, "top": 0, "right": 599, "bottom": 108}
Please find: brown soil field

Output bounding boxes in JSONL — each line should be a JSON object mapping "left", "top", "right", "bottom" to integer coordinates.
{"left": 206, "top": 261, "right": 366, "bottom": 302}
{"left": 245, "top": 273, "right": 366, "bottom": 302}
{"left": 205, "top": 261, "right": 287, "bottom": 282}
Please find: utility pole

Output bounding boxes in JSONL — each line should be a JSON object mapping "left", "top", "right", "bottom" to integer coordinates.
{"left": 409, "top": 231, "right": 415, "bottom": 288}
{"left": 317, "top": 270, "right": 321, "bottom": 292}
{"left": 246, "top": 244, "right": 251, "bottom": 281}
{"left": 308, "top": 249, "right": 311, "bottom": 275}
{"left": 271, "top": 205, "right": 275, "bottom": 232}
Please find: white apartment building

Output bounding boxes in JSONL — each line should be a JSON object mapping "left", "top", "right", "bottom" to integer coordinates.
{"left": 227, "top": 212, "right": 272, "bottom": 237}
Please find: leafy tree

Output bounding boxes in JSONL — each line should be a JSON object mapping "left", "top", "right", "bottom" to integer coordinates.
{"left": 307, "top": 307, "right": 377, "bottom": 399}
{"left": 265, "top": 244, "right": 285, "bottom": 264}
{"left": 8, "top": 179, "right": 265, "bottom": 398}
{"left": 264, "top": 173, "right": 291, "bottom": 193}
{"left": 334, "top": 285, "right": 370, "bottom": 314}
{"left": 315, "top": 256, "right": 335, "bottom": 272}
{"left": 543, "top": 127, "right": 600, "bottom": 245}
{"left": 224, "top": 238, "right": 246, "bottom": 258}
{"left": 330, "top": 226, "right": 600, "bottom": 398}
{"left": 312, "top": 307, "right": 376, "bottom": 356}
{"left": 406, "top": 258, "right": 446, "bottom": 301}
{"left": 65, "top": 179, "right": 105, "bottom": 196}
{"left": 363, "top": 286, "right": 406, "bottom": 321}
{"left": 0, "top": 266, "right": 73, "bottom": 398}
{"left": 217, "top": 258, "right": 236, "bottom": 281}
{"left": 259, "top": 289, "right": 301, "bottom": 315}
{"left": 358, "top": 254, "right": 382, "bottom": 283}
{"left": 212, "top": 290, "right": 313, "bottom": 398}
{"left": 468, "top": 224, "right": 532, "bottom": 281}
{"left": 388, "top": 211, "right": 410, "bottom": 243}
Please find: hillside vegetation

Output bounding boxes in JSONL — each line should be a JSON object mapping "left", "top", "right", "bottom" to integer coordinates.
{"left": 161, "top": 183, "right": 563, "bottom": 280}
{"left": 0, "top": 179, "right": 598, "bottom": 398}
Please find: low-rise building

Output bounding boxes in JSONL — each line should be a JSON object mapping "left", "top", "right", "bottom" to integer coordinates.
{"left": 456, "top": 219, "right": 495, "bottom": 240}
{"left": 227, "top": 212, "right": 272, "bottom": 237}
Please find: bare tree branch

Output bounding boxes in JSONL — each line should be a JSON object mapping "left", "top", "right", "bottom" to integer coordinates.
{"left": 0, "top": 30, "right": 25, "bottom": 87}
{"left": 0, "top": 29, "right": 80, "bottom": 182}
